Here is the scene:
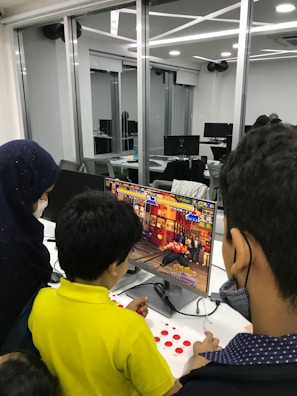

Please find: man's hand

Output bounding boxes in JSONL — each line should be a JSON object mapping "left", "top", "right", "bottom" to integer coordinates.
{"left": 194, "top": 331, "right": 221, "bottom": 354}
{"left": 188, "top": 331, "right": 221, "bottom": 371}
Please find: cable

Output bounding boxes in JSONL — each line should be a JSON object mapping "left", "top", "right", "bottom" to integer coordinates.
{"left": 211, "top": 264, "right": 226, "bottom": 272}
{"left": 119, "top": 281, "right": 221, "bottom": 317}
{"left": 118, "top": 282, "right": 156, "bottom": 296}
{"left": 153, "top": 282, "right": 221, "bottom": 318}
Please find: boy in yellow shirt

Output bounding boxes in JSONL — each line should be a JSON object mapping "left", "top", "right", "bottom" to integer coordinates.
{"left": 29, "top": 191, "right": 219, "bottom": 395}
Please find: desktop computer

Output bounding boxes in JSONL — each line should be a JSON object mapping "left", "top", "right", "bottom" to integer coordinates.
{"left": 105, "top": 178, "right": 217, "bottom": 317}
{"left": 203, "top": 123, "right": 232, "bottom": 142}
{"left": 164, "top": 135, "right": 200, "bottom": 157}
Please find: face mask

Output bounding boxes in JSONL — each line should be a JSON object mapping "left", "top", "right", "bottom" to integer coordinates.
{"left": 33, "top": 199, "right": 48, "bottom": 219}
{"left": 219, "top": 276, "right": 251, "bottom": 322}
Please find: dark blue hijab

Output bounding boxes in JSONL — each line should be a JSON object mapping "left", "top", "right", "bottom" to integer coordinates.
{"left": 0, "top": 140, "right": 60, "bottom": 346}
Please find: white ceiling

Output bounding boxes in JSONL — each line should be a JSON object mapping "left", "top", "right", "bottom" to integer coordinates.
{"left": 2, "top": 0, "right": 297, "bottom": 65}
{"left": 77, "top": 0, "right": 297, "bottom": 65}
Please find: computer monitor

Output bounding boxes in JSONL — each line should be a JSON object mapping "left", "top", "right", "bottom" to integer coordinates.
{"left": 99, "top": 119, "right": 112, "bottom": 135}
{"left": 128, "top": 120, "right": 138, "bottom": 135}
{"left": 105, "top": 178, "right": 217, "bottom": 317}
{"left": 226, "top": 134, "right": 232, "bottom": 155}
{"left": 245, "top": 125, "right": 253, "bottom": 133}
{"left": 211, "top": 146, "right": 227, "bottom": 161}
{"left": 203, "top": 123, "right": 231, "bottom": 140}
{"left": 164, "top": 135, "right": 200, "bottom": 157}
{"left": 43, "top": 170, "right": 105, "bottom": 222}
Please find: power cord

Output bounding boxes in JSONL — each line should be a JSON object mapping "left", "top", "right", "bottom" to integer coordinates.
{"left": 125, "top": 281, "right": 221, "bottom": 317}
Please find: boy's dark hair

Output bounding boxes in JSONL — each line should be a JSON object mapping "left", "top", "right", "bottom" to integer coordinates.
{"left": 220, "top": 124, "right": 297, "bottom": 305}
{"left": 0, "top": 351, "right": 61, "bottom": 396}
{"left": 55, "top": 190, "right": 142, "bottom": 280}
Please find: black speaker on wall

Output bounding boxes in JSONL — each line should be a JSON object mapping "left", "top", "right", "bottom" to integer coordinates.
{"left": 207, "top": 61, "right": 229, "bottom": 72}
{"left": 42, "top": 22, "right": 82, "bottom": 42}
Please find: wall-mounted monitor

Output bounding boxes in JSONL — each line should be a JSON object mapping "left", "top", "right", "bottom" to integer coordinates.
{"left": 164, "top": 135, "right": 200, "bottom": 157}
{"left": 43, "top": 170, "right": 105, "bottom": 222}
{"left": 99, "top": 119, "right": 112, "bottom": 135}
{"left": 203, "top": 123, "right": 232, "bottom": 140}
{"left": 105, "top": 178, "right": 217, "bottom": 317}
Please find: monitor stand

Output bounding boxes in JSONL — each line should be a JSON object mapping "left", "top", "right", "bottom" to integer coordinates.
{"left": 126, "top": 276, "right": 197, "bottom": 318}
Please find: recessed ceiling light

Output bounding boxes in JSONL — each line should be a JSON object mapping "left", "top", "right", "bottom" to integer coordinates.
{"left": 221, "top": 51, "right": 231, "bottom": 57}
{"left": 232, "top": 43, "right": 239, "bottom": 49}
{"left": 169, "top": 50, "right": 181, "bottom": 56}
{"left": 276, "top": 3, "right": 296, "bottom": 13}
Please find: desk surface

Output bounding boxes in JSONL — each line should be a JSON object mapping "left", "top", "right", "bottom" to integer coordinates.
{"left": 109, "top": 155, "right": 175, "bottom": 173}
{"left": 42, "top": 219, "right": 250, "bottom": 379}
{"left": 108, "top": 155, "right": 212, "bottom": 176}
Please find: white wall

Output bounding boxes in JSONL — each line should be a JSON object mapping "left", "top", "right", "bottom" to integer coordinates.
{"left": 21, "top": 26, "right": 76, "bottom": 163}
{"left": 91, "top": 71, "right": 113, "bottom": 130}
{"left": 246, "top": 58, "right": 297, "bottom": 125}
{"left": 0, "top": 25, "right": 24, "bottom": 145}
{"left": 192, "top": 62, "right": 236, "bottom": 136}
{"left": 192, "top": 58, "right": 297, "bottom": 138}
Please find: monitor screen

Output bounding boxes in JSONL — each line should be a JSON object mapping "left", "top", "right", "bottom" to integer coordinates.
{"left": 99, "top": 119, "right": 112, "bottom": 135}
{"left": 128, "top": 120, "right": 138, "bottom": 135}
{"left": 105, "top": 178, "right": 217, "bottom": 317}
{"left": 226, "top": 134, "right": 232, "bottom": 154}
{"left": 164, "top": 135, "right": 200, "bottom": 156}
{"left": 204, "top": 123, "right": 231, "bottom": 139}
{"left": 245, "top": 125, "right": 253, "bottom": 133}
{"left": 43, "top": 170, "right": 105, "bottom": 222}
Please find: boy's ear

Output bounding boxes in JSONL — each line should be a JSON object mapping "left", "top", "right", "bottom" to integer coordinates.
{"left": 107, "top": 262, "right": 118, "bottom": 277}
{"left": 229, "top": 228, "right": 251, "bottom": 276}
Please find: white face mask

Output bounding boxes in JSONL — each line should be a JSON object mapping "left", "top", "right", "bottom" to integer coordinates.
{"left": 33, "top": 199, "right": 48, "bottom": 219}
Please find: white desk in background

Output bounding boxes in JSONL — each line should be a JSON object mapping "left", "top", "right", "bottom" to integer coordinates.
{"left": 109, "top": 154, "right": 172, "bottom": 173}
{"left": 41, "top": 219, "right": 250, "bottom": 379}
{"left": 109, "top": 154, "right": 212, "bottom": 179}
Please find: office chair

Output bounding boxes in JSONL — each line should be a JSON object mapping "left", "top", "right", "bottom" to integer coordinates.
{"left": 171, "top": 179, "right": 209, "bottom": 199}
{"left": 211, "top": 146, "right": 227, "bottom": 161}
{"left": 151, "top": 179, "right": 173, "bottom": 191}
{"left": 208, "top": 161, "right": 223, "bottom": 206}
{"left": 59, "top": 159, "right": 87, "bottom": 173}
{"left": 94, "top": 158, "right": 115, "bottom": 178}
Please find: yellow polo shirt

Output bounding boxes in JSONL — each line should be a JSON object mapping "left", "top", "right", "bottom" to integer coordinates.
{"left": 29, "top": 278, "right": 174, "bottom": 396}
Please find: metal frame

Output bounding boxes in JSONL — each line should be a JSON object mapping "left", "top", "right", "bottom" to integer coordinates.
{"left": 64, "top": 15, "right": 83, "bottom": 163}
{"left": 14, "top": 29, "right": 31, "bottom": 139}
{"left": 137, "top": 0, "right": 150, "bottom": 186}
{"left": 232, "top": 0, "right": 254, "bottom": 149}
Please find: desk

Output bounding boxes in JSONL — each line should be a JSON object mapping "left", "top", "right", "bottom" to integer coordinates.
{"left": 110, "top": 155, "right": 169, "bottom": 173}
{"left": 42, "top": 218, "right": 250, "bottom": 379}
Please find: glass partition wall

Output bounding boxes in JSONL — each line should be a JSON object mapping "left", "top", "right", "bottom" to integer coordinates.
{"left": 14, "top": 0, "right": 265, "bottom": 192}
{"left": 245, "top": 0, "right": 297, "bottom": 129}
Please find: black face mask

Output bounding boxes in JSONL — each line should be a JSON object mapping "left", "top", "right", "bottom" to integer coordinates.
{"left": 219, "top": 276, "right": 251, "bottom": 321}
{"left": 219, "top": 233, "right": 252, "bottom": 322}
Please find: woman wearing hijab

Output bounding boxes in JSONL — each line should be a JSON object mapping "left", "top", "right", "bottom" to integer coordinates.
{"left": 0, "top": 140, "right": 60, "bottom": 348}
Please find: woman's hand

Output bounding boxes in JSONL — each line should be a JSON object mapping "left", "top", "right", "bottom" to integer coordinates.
{"left": 126, "top": 296, "right": 149, "bottom": 318}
